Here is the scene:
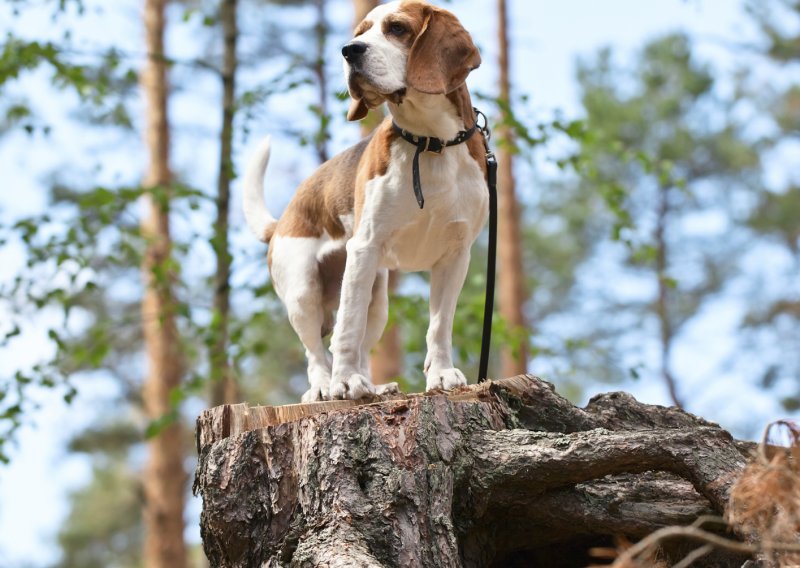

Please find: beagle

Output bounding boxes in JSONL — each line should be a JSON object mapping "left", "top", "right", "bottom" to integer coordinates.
{"left": 243, "top": 0, "right": 488, "bottom": 401}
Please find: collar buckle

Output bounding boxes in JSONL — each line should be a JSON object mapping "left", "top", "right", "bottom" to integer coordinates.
{"left": 424, "top": 137, "right": 444, "bottom": 154}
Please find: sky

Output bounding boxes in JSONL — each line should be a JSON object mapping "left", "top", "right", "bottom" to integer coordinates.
{"left": 0, "top": 0, "right": 791, "bottom": 565}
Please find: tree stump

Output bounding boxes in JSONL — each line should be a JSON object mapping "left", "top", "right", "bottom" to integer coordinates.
{"left": 193, "top": 375, "right": 752, "bottom": 567}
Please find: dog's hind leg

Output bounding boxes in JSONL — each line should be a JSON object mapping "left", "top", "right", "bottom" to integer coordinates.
{"left": 360, "top": 268, "right": 388, "bottom": 376}
{"left": 285, "top": 286, "right": 332, "bottom": 403}
{"left": 271, "top": 237, "right": 332, "bottom": 402}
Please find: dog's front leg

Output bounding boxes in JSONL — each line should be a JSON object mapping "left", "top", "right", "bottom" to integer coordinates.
{"left": 330, "top": 234, "right": 381, "bottom": 399}
{"left": 425, "top": 248, "right": 471, "bottom": 391}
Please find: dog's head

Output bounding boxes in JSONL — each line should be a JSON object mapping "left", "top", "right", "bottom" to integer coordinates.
{"left": 343, "top": 0, "right": 481, "bottom": 121}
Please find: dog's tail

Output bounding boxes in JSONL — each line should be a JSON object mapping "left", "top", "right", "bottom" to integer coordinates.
{"left": 242, "top": 136, "right": 279, "bottom": 244}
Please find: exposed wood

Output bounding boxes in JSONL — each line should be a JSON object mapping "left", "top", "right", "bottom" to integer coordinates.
{"left": 140, "top": 0, "right": 187, "bottom": 566}
{"left": 194, "top": 375, "right": 750, "bottom": 567}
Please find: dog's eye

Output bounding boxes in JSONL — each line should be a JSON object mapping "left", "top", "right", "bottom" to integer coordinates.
{"left": 388, "top": 22, "right": 406, "bottom": 36}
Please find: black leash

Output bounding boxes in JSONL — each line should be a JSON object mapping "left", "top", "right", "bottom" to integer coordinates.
{"left": 475, "top": 109, "right": 497, "bottom": 383}
{"left": 392, "top": 108, "right": 497, "bottom": 383}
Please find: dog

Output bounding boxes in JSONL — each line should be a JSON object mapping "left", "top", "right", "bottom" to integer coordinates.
{"left": 243, "top": 0, "right": 488, "bottom": 401}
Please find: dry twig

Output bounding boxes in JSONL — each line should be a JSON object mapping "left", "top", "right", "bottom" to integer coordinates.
{"left": 612, "top": 421, "right": 800, "bottom": 567}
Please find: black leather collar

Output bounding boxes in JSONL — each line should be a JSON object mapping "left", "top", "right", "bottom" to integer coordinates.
{"left": 391, "top": 121, "right": 478, "bottom": 208}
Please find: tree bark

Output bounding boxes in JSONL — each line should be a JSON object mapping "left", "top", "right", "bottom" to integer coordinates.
{"left": 140, "top": 0, "right": 187, "bottom": 566}
{"left": 194, "top": 375, "right": 750, "bottom": 567}
{"left": 496, "top": 0, "right": 529, "bottom": 379}
{"left": 210, "top": 0, "right": 240, "bottom": 407}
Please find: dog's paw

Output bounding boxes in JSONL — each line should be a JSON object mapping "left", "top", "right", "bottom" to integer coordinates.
{"left": 329, "top": 373, "right": 376, "bottom": 400}
{"left": 375, "top": 382, "right": 400, "bottom": 396}
{"left": 426, "top": 368, "right": 467, "bottom": 392}
{"left": 301, "top": 385, "right": 328, "bottom": 403}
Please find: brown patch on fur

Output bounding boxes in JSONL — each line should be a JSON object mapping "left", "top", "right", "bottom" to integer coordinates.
{"left": 319, "top": 247, "right": 346, "bottom": 323}
{"left": 353, "top": 18, "right": 373, "bottom": 37}
{"left": 446, "top": 85, "right": 476, "bottom": 129}
{"left": 347, "top": 97, "right": 370, "bottom": 122}
{"left": 404, "top": 1, "right": 481, "bottom": 95}
{"left": 466, "top": 134, "right": 488, "bottom": 180}
{"left": 446, "top": 85, "right": 487, "bottom": 179}
{"left": 276, "top": 137, "right": 370, "bottom": 239}
{"left": 276, "top": 121, "right": 396, "bottom": 240}
{"left": 383, "top": 1, "right": 427, "bottom": 47}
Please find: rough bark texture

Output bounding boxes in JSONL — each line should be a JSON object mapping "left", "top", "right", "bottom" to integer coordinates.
{"left": 496, "top": 0, "right": 529, "bottom": 379}
{"left": 194, "top": 375, "right": 750, "bottom": 568}
{"left": 140, "top": 0, "right": 187, "bottom": 565}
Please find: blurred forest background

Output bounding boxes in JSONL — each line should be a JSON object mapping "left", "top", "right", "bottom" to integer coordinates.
{"left": 0, "top": 0, "right": 798, "bottom": 565}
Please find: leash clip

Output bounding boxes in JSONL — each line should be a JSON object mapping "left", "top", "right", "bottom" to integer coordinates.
{"left": 474, "top": 107, "right": 492, "bottom": 143}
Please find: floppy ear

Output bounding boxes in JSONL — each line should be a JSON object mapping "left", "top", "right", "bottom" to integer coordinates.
{"left": 347, "top": 96, "right": 369, "bottom": 121}
{"left": 407, "top": 7, "right": 481, "bottom": 95}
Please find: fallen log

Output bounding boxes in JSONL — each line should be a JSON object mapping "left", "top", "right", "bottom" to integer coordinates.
{"left": 193, "top": 375, "right": 752, "bottom": 567}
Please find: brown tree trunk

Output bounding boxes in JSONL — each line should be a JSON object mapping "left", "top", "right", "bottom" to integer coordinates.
{"left": 352, "top": 0, "right": 404, "bottom": 385}
{"left": 140, "top": 1, "right": 187, "bottom": 566}
{"left": 194, "top": 375, "right": 750, "bottom": 567}
{"left": 496, "top": 0, "right": 529, "bottom": 379}
{"left": 210, "top": 0, "right": 239, "bottom": 407}
{"left": 312, "top": 0, "right": 329, "bottom": 163}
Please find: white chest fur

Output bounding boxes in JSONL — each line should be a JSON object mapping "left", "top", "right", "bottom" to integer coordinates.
{"left": 362, "top": 141, "right": 488, "bottom": 272}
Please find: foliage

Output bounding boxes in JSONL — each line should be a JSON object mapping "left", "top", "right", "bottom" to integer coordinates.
{"left": 0, "top": 0, "right": 798, "bottom": 565}
{"left": 558, "top": 33, "right": 761, "bottom": 401}
{"left": 740, "top": 0, "right": 800, "bottom": 407}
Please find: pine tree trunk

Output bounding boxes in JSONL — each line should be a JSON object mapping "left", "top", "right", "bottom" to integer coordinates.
{"left": 352, "top": 0, "right": 404, "bottom": 385}
{"left": 211, "top": 0, "right": 239, "bottom": 407}
{"left": 194, "top": 375, "right": 751, "bottom": 567}
{"left": 496, "top": 0, "right": 529, "bottom": 379}
{"left": 312, "top": 0, "right": 329, "bottom": 163}
{"left": 140, "top": 1, "right": 187, "bottom": 566}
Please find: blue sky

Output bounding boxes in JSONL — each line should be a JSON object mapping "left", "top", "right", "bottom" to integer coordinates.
{"left": 0, "top": 0, "right": 789, "bottom": 565}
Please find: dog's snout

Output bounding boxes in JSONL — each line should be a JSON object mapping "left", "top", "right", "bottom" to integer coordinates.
{"left": 342, "top": 41, "right": 368, "bottom": 63}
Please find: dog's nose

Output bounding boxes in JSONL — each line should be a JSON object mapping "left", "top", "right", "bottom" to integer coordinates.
{"left": 342, "top": 41, "right": 368, "bottom": 62}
